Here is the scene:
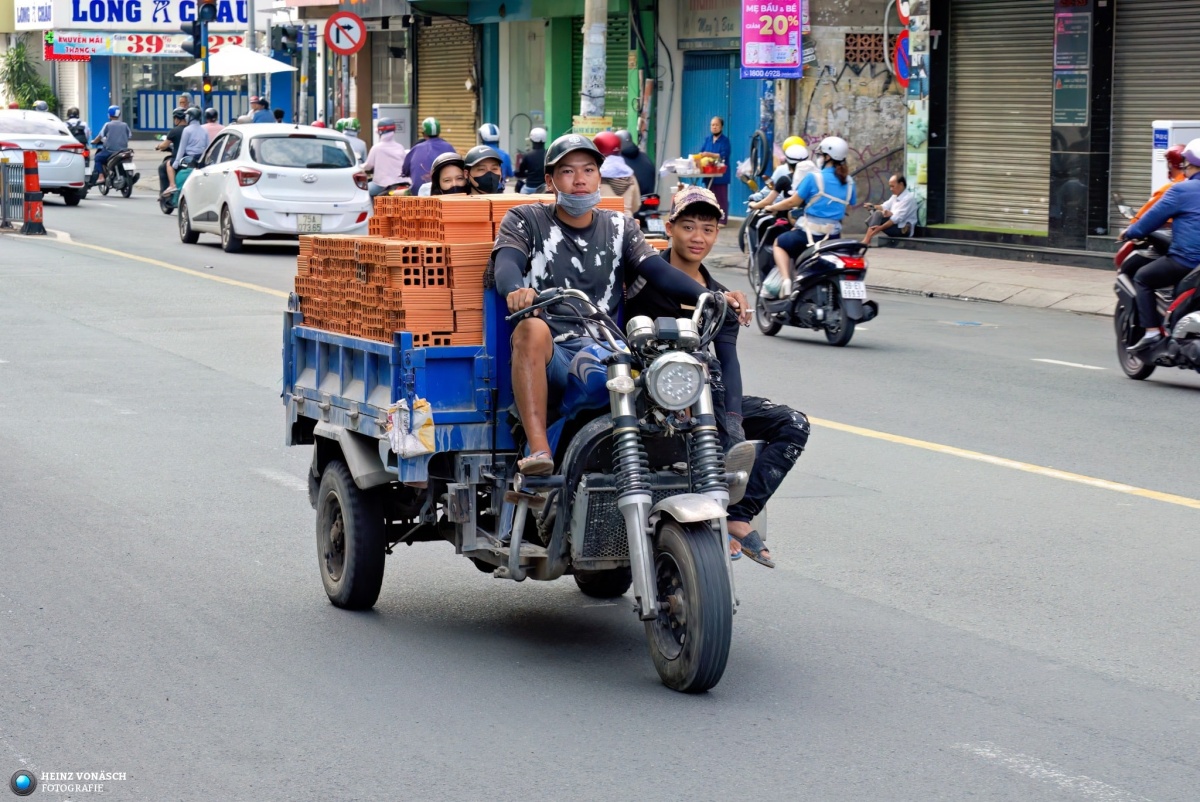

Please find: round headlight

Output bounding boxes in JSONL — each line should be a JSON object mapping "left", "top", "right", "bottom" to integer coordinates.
{"left": 644, "top": 352, "right": 705, "bottom": 411}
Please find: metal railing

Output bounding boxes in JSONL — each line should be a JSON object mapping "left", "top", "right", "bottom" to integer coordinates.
{"left": 0, "top": 150, "right": 24, "bottom": 228}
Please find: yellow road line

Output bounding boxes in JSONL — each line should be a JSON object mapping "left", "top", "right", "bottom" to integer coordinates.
{"left": 55, "top": 238, "right": 289, "bottom": 298}
{"left": 810, "top": 416, "right": 1200, "bottom": 510}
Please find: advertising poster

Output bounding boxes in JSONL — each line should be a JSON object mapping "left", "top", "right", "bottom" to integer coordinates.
{"left": 904, "top": 2, "right": 931, "bottom": 224}
{"left": 740, "top": 1, "right": 803, "bottom": 80}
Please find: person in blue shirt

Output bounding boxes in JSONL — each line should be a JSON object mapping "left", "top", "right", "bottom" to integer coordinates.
{"left": 250, "top": 96, "right": 274, "bottom": 124}
{"left": 698, "top": 116, "right": 732, "bottom": 225}
{"left": 477, "top": 123, "right": 513, "bottom": 179}
{"left": 766, "top": 136, "right": 857, "bottom": 298}
{"left": 1121, "top": 138, "right": 1200, "bottom": 352}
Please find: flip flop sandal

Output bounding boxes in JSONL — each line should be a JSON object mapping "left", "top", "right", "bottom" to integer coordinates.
{"left": 730, "top": 529, "right": 775, "bottom": 568}
{"left": 728, "top": 534, "right": 742, "bottom": 561}
{"left": 517, "top": 450, "right": 554, "bottom": 476}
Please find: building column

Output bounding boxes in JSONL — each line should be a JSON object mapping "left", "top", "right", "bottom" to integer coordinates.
{"left": 481, "top": 23, "right": 500, "bottom": 129}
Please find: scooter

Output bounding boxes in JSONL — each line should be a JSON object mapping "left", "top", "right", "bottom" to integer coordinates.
{"left": 93, "top": 149, "right": 139, "bottom": 198}
{"left": 1112, "top": 226, "right": 1200, "bottom": 380}
{"left": 751, "top": 237, "right": 879, "bottom": 347}
{"left": 158, "top": 165, "right": 194, "bottom": 215}
{"left": 635, "top": 193, "right": 666, "bottom": 238}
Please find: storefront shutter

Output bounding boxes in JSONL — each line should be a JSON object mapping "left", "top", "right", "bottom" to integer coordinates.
{"left": 946, "top": 0, "right": 1054, "bottom": 234}
{"left": 56, "top": 62, "right": 81, "bottom": 112}
{"left": 416, "top": 17, "right": 477, "bottom": 153}
{"left": 1109, "top": 0, "right": 1200, "bottom": 234}
{"left": 570, "top": 13, "right": 631, "bottom": 130}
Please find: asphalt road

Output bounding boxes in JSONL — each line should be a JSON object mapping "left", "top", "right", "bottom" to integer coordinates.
{"left": 2, "top": 199, "right": 1199, "bottom": 801}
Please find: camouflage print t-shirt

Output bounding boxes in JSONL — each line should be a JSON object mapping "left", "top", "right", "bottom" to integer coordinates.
{"left": 488, "top": 204, "right": 657, "bottom": 341}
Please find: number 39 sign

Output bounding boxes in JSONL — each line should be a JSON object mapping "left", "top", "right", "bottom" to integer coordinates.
{"left": 741, "top": 0, "right": 803, "bottom": 79}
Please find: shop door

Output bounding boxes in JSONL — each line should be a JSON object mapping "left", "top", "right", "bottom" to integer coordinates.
{"left": 945, "top": 0, "right": 1054, "bottom": 234}
{"left": 1109, "top": 0, "right": 1200, "bottom": 235}
{"left": 681, "top": 51, "right": 757, "bottom": 215}
{"left": 416, "top": 18, "right": 477, "bottom": 154}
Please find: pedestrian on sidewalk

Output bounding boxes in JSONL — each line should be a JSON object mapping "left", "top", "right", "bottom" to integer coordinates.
{"left": 862, "top": 174, "right": 918, "bottom": 245}
{"left": 698, "top": 117, "right": 732, "bottom": 225}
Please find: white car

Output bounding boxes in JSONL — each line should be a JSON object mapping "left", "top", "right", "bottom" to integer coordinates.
{"left": 0, "top": 110, "right": 88, "bottom": 206}
{"left": 178, "top": 123, "right": 371, "bottom": 252}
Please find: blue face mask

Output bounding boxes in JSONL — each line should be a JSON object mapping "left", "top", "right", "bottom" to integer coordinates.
{"left": 553, "top": 178, "right": 600, "bottom": 217}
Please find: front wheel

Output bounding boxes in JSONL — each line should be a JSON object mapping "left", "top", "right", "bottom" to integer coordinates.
{"left": 1114, "top": 299, "right": 1155, "bottom": 380}
{"left": 178, "top": 199, "right": 199, "bottom": 243}
{"left": 98, "top": 179, "right": 110, "bottom": 196}
{"left": 644, "top": 520, "right": 732, "bottom": 693}
{"left": 316, "top": 460, "right": 387, "bottom": 610}
{"left": 755, "top": 291, "right": 782, "bottom": 336}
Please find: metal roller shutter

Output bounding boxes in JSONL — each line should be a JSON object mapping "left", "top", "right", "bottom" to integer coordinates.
{"left": 417, "top": 18, "right": 477, "bottom": 154}
{"left": 946, "top": 0, "right": 1054, "bottom": 234}
{"left": 570, "top": 13, "right": 631, "bottom": 130}
{"left": 1109, "top": 0, "right": 1200, "bottom": 234}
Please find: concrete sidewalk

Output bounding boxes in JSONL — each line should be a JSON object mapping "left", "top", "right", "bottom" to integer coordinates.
{"left": 704, "top": 226, "right": 1116, "bottom": 316}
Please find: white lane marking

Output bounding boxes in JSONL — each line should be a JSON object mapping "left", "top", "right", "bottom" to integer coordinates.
{"left": 1032, "top": 358, "right": 1106, "bottom": 371}
{"left": 255, "top": 468, "right": 309, "bottom": 493}
{"left": 952, "top": 742, "right": 1152, "bottom": 801}
{"left": 0, "top": 359, "right": 8, "bottom": 364}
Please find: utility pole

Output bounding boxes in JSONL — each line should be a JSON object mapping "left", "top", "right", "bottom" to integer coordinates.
{"left": 247, "top": 0, "right": 257, "bottom": 100}
{"left": 299, "top": 24, "right": 309, "bottom": 124}
{"left": 579, "top": 0, "right": 607, "bottom": 118}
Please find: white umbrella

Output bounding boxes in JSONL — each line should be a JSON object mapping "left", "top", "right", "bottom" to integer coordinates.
{"left": 175, "top": 45, "right": 296, "bottom": 78}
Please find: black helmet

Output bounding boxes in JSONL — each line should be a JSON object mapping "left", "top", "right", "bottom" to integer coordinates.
{"left": 464, "top": 145, "right": 502, "bottom": 169}
{"left": 545, "top": 133, "right": 603, "bottom": 170}
{"left": 429, "top": 152, "right": 467, "bottom": 195}
{"left": 186, "top": 107, "right": 202, "bottom": 122}
{"left": 204, "top": 107, "right": 218, "bottom": 122}
{"left": 614, "top": 129, "right": 638, "bottom": 158}
{"left": 66, "top": 106, "right": 80, "bottom": 118}
{"left": 172, "top": 107, "right": 186, "bottom": 121}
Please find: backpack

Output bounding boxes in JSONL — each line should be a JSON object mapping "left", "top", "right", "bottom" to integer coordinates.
{"left": 66, "top": 120, "right": 88, "bottom": 147}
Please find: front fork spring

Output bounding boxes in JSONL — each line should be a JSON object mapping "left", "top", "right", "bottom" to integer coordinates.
{"left": 613, "top": 426, "right": 651, "bottom": 497}
{"left": 689, "top": 425, "right": 726, "bottom": 495}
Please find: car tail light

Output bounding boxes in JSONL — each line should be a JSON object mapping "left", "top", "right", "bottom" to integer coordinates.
{"left": 58, "top": 143, "right": 85, "bottom": 152}
{"left": 245, "top": 208, "right": 259, "bottom": 220}
{"left": 353, "top": 172, "right": 369, "bottom": 191}
{"left": 1115, "top": 240, "right": 1135, "bottom": 269}
{"left": 235, "top": 168, "right": 262, "bottom": 187}
{"left": 356, "top": 212, "right": 368, "bottom": 223}
{"left": 0, "top": 142, "right": 20, "bottom": 150}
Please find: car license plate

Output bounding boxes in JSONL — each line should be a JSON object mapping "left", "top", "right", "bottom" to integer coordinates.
{"left": 297, "top": 214, "right": 322, "bottom": 233}
{"left": 647, "top": 216, "right": 665, "bottom": 234}
{"left": 839, "top": 280, "right": 867, "bottom": 299}
{"left": 37, "top": 151, "right": 50, "bottom": 162}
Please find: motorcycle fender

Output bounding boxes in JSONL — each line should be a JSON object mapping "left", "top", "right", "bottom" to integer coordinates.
{"left": 842, "top": 298, "right": 867, "bottom": 321}
{"left": 647, "top": 494, "right": 728, "bottom": 531}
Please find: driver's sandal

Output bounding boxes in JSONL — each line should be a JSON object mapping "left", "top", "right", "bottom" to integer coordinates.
{"left": 517, "top": 450, "right": 554, "bottom": 476}
{"left": 730, "top": 529, "right": 775, "bottom": 568}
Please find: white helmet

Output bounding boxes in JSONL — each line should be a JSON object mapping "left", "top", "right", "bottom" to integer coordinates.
{"left": 784, "top": 143, "right": 809, "bottom": 162}
{"left": 817, "top": 136, "right": 850, "bottom": 162}
{"left": 529, "top": 127, "right": 547, "bottom": 143}
{"left": 1183, "top": 137, "right": 1200, "bottom": 168}
{"left": 478, "top": 123, "right": 500, "bottom": 143}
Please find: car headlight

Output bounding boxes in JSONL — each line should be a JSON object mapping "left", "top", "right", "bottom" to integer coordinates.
{"left": 644, "top": 352, "right": 705, "bottom": 411}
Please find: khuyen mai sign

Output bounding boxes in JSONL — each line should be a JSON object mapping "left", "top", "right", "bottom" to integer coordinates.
{"left": 740, "top": 0, "right": 802, "bottom": 79}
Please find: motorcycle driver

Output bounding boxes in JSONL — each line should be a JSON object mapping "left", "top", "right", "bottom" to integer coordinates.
{"left": 164, "top": 107, "right": 208, "bottom": 195}
{"left": 766, "top": 136, "right": 857, "bottom": 298}
{"left": 595, "top": 130, "right": 640, "bottom": 217}
{"left": 1131, "top": 144, "right": 1187, "bottom": 224}
{"left": 89, "top": 105, "right": 131, "bottom": 187}
{"left": 336, "top": 118, "right": 368, "bottom": 164}
{"left": 364, "top": 117, "right": 409, "bottom": 197}
{"left": 477, "top": 123, "right": 514, "bottom": 179}
{"left": 464, "top": 145, "right": 506, "bottom": 195}
{"left": 202, "top": 108, "right": 224, "bottom": 141}
{"left": 63, "top": 107, "right": 90, "bottom": 166}
{"left": 615, "top": 129, "right": 657, "bottom": 197}
{"left": 33, "top": 100, "right": 49, "bottom": 112}
{"left": 1121, "top": 138, "right": 1200, "bottom": 351}
{"left": 155, "top": 107, "right": 186, "bottom": 193}
{"left": 489, "top": 134, "right": 714, "bottom": 476}
{"left": 514, "top": 127, "right": 547, "bottom": 194}
{"left": 748, "top": 139, "right": 810, "bottom": 212}
{"left": 402, "top": 117, "right": 457, "bottom": 188}
{"left": 626, "top": 186, "right": 811, "bottom": 567}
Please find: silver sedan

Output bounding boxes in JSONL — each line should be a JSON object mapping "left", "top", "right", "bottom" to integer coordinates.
{"left": 0, "top": 110, "right": 88, "bottom": 206}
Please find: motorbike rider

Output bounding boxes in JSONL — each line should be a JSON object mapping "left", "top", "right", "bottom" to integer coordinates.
{"left": 477, "top": 123, "right": 514, "bottom": 179}
{"left": 626, "top": 186, "right": 810, "bottom": 567}
{"left": 202, "top": 107, "right": 224, "bottom": 141}
{"left": 464, "top": 145, "right": 506, "bottom": 195}
{"left": 1120, "top": 137, "right": 1200, "bottom": 351}
{"left": 402, "top": 117, "right": 457, "bottom": 189}
{"left": 336, "top": 118, "right": 368, "bottom": 164}
{"left": 489, "top": 134, "right": 713, "bottom": 476}
{"left": 364, "top": 117, "right": 409, "bottom": 197}
{"left": 1131, "top": 144, "right": 1187, "bottom": 224}
{"left": 748, "top": 140, "right": 811, "bottom": 212}
{"left": 514, "top": 127, "right": 547, "bottom": 194}
{"left": 33, "top": 100, "right": 50, "bottom": 112}
{"left": 594, "top": 130, "right": 640, "bottom": 216}
{"left": 615, "top": 129, "right": 657, "bottom": 197}
{"left": 250, "top": 95, "right": 274, "bottom": 124}
{"left": 427, "top": 152, "right": 468, "bottom": 195}
{"left": 88, "top": 105, "right": 131, "bottom": 188}
{"left": 766, "top": 136, "right": 857, "bottom": 298}
{"left": 155, "top": 107, "right": 186, "bottom": 193}
{"left": 163, "top": 107, "right": 208, "bottom": 195}
{"left": 63, "top": 107, "right": 90, "bottom": 166}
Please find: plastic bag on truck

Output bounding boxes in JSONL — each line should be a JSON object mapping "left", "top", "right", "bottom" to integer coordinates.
{"left": 387, "top": 399, "right": 435, "bottom": 458}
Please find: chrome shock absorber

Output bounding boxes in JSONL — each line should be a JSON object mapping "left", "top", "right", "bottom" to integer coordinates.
{"left": 613, "top": 428, "right": 651, "bottom": 496}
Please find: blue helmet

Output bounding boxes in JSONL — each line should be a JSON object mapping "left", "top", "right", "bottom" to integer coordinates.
{"left": 107, "top": 105, "right": 121, "bottom": 118}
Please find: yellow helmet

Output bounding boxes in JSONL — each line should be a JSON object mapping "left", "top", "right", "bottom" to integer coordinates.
{"left": 782, "top": 135, "right": 807, "bottom": 152}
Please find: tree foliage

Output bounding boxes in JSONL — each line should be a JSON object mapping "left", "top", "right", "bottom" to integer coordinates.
{"left": 1, "top": 35, "right": 57, "bottom": 113}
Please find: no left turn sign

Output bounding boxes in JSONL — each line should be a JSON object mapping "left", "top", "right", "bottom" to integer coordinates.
{"left": 325, "top": 12, "right": 365, "bottom": 56}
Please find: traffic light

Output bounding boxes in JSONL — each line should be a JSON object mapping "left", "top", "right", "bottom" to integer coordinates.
{"left": 270, "top": 26, "right": 283, "bottom": 52}
{"left": 201, "top": 74, "right": 213, "bottom": 95}
{"left": 281, "top": 26, "right": 299, "bottom": 56}
{"left": 196, "top": 0, "right": 217, "bottom": 23}
{"left": 180, "top": 21, "right": 203, "bottom": 59}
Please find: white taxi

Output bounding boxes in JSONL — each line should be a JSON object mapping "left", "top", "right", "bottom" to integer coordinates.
{"left": 178, "top": 124, "right": 371, "bottom": 252}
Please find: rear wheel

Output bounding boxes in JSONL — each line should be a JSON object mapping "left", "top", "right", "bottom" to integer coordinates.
{"left": 574, "top": 567, "right": 633, "bottom": 598}
{"left": 644, "top": 520, "right": 732, "bottom": 693}
{"left": 316, "top": 460, "right": 387, "bottom": 610}
{"left": 98, "top": 179, "right": 110, "bottom": 196}
{"left": 121, "top": 181, "right": 133, "bottom": 198}
{"left": 220, "top": 206, "right": 243, "bottom": 253}
{"left": 755, "top": 291, "right": 782, "bottom": 336}
{"left": 62, "top": 189, "right": 82, "bottom": 207}
{"left": 1115, "top": 299, "right": 1155, "bottom": 380}
{"left": 178, "top": 199, "right": 199, "bottom": 244}
{"left": 824, "top": 286, "right": 856, "bottom": 346}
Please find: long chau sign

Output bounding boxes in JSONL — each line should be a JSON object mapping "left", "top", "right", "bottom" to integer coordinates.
{"left": 15, "top": 0, "right": 250, "bottom": 31}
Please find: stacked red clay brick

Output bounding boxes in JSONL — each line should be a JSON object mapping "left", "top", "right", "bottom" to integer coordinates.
{"left": 295, "top": 193, "right": 629, "bottom": 346}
